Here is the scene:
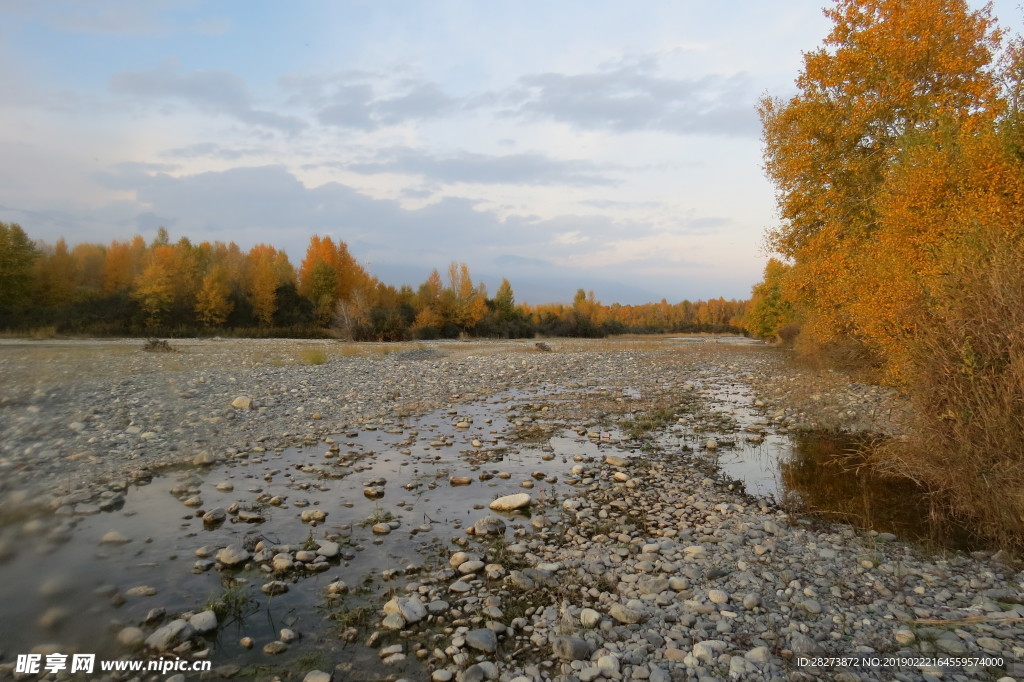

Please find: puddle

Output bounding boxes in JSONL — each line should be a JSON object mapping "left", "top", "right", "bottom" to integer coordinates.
{"left": 658, "top": 370, "right": 979, "bottom": 551}
{"left": 0, "top": 389, "right": 642, "bottom": 678}
{"left": 776, "top": 432, "right": 977, "bottom": 550}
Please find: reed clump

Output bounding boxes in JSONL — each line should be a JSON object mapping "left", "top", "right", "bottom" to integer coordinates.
{"left": 875, "top": 228, "right": 1024, "bottom": 553}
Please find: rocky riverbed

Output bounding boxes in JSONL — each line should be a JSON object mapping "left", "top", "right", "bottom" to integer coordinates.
{"left": 0, "top": 337, "right": 1020, "bottom": 682}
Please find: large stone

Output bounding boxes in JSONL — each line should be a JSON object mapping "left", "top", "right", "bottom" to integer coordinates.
{"left": 744, "top": 646, "right": 771, "bottom": 665}
{"left": 604, "top": 455, "right": 628, "bottom": 467}
{"left": 300, "top": 509, "right": 327, "bottom": 524}
{"left": 202, "top": 508, "right": 226, "bottom": 525}
{"left": 271, "top": 553, "right": 294, "bottom": 572}
{"left": 192, "top": 451, "right": 216, "bottom": 467}
{"left": 216, "top": 544, "right": 250, "bottom": 567}
{"left": 188, "top": 610, "right": 218, "bottom": 634}
{"left": 384, "top": 597, "right": 427, "bottom": 625}
{"left": 489, "top": 493, "right": 531, "bottom": 512}
{"left": 261, "top": 581, "right": 289, "bottom": 595}
{"left": 708, "top": 589, "right": 729, "bottom": 604}
{"left": 580, "top": 608, "right": 601, "bottom": 628}
{"left": 552, "top": 635, "right": 593, "bottom": 661}
{"left": 100, "top": 531, "right": 131, "bottom": 545}
{"left": 464, "top": 628, "right": 498, "bottom": 653}
{"left": 893, "top": 628, "right": 916, "bottom": 645}
{"left": 789, "top": 632, "right": 818, "bottom": 654}
{"left": 637, "top": 577, "right": 670, "bottom": 595}
{"left": 471, "top": 516, "right": 506, "bottom": 536}
{"left": 303, "top": 671, "right": 332, "bottom": 682}
{"left": 381, "top": 612, "right": 405, "bottom": 630}
{"left": 316, "top": 540, "right": 340, "bottom": 558}
{"left": 145, "top": 619, "right": 194, "bottom": 651}
{"left": 117, "top": 627, "right": 145, "bottom": 647}
{"left": 458, "top": 560, "right": 485, "bottom": 575}
{"left": 231, "top": 396, "right": 253, "bottom": 410}
{"left": 263, "top": 641, "right": 287, "bottom": 655}
{"left": 609, "top": 603, "right": 644, "bottom": 624}
{"left": 692, "top": 639, "right": 728, "bottom": 664}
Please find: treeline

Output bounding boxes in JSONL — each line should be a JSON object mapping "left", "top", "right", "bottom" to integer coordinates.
{"left": 746, "top": 0, "right": 1024, "bottom": 549}
{"left": 0, "top": 224, "right": 746, "bottom": 340}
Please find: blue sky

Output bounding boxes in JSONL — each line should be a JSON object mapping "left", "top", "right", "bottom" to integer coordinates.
{"left": 1, "top": 1, "right": 1021, "bottom": 305}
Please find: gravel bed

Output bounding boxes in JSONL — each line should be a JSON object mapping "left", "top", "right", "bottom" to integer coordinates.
{"left": 0, "top": 337, "right": 1019, "bottom": 682}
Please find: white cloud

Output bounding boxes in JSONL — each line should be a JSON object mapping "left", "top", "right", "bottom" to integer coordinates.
{"left": 110, "top": 59, "right": 307, "bottom": 134}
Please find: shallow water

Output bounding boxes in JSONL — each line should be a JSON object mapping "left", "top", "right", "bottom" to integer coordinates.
{"left": 0, "top": 389, "right": 640, "bottom": 677}
{"left": 670, "top": 370, "right": 978, "bottom": 551}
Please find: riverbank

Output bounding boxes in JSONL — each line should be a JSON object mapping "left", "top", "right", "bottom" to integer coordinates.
{"left": 0, "top": 337, "right": 1018, "bottom": 682}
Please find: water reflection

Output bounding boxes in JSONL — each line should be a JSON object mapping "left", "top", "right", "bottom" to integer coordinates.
{"left": 779, "top": 431, "right": 977, "bottom": 551}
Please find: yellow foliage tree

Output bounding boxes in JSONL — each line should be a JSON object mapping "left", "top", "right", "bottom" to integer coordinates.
{"left": 759, "top": 0, "right": 1005, "bottom": 375}
{"left": 195, "top": 264, "right": 234, "bottom": 326}
{"left": 132, "top": 245, "right": 177, "bottom": 326}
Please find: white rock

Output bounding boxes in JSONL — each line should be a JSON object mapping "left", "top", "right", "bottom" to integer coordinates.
{"left": 580, "top": 608, "right": 601, "bottom": 628}
{"left": 384, "top": 596, "right": 427, "bottom": 625}
{"left": 100, "top": 531, "right": 131, "bottom": 545}
{"left": 692, "top": 639, "right": 728, "bottom": 663}
{"left": 303, "top": 671, "right": 332, "bottom": 682}
{"left": 216, "top": 544, "right": 250, "bottom": 566}
{"left": 489, "top": 493, "right": 532, "bottom": 511}
{"left": 188, "top": 610, "right": 218, "bottom": 634}
{"left": 316, "top": 540, "right": 340, "bottom": 558}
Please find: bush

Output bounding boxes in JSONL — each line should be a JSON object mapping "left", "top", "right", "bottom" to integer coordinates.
{"left": 876, "top": 227, "right": 1024, "bottom": 552}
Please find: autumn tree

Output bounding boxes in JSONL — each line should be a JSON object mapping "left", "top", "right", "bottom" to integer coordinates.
{"left": 493, "top": 279, "right": 515, "bottom": 319}
{"left": 246, "top": 244, "right": 283, "bottom": 326}
{"left": 132, "top": 245, "right": 177, "bottom": 326}
{"left": 756, "top": 0, "right": 1024, "bottom": 548}
{"left": 103, "top": 236, "right": 146, "bottom": 293}
{"left": 71, "top": 242, "right": 107, "bottom": 298}
{"left": 0, "top": 222, "right": 37, "bottom": 305}
{"left": 195, "top": 264, "right": 234, "bottom": 326}
{"left": 298, "top": 235, "right": 373, "bottom": 326}
{"left": 759, "top": 0, "right": 1004, "bottom": 365}
{"left": 446, "top": 262, "right": 487, "bottom": 331}
{"left": 31, "top": 238, "right": 78, "bottom": 306}
{"left": 744, "top": 259, "right": 795, "bottom": 341}
{"left": 412, "top": 269, "right": 446, "bottom": 334}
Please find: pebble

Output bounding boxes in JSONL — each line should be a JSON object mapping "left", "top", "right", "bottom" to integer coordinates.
{"left": 263, "top": 640, "right": 287, "bottom": 655}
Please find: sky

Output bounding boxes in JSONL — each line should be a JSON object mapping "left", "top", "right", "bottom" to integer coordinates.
{"left": 1, "top": 1, "right": 1021, "bottom": 305}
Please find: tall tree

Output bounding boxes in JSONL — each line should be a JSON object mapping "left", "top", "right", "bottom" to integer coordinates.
{"left": 759, "top": 0, "right": 1004, "bottom": 355}
{"left": 195, "top": 264, "right": 234, "bottom": 326}
{"left": 246, "top": 244, "right": 282, "bottom": 326}
{"left": 0, "top": 222, "right": 37, "bottom": 305}
{"left": 132, "top": 245, "right": 177, "bottom": 326}
{"left": 32, "top": 238, "right": 78, "bottom": 306}
{"left": 493, "top": 279, "right": 515, "bottom": 318}
{"left": 103, "top": 236, "right": 146, "bottom": 293}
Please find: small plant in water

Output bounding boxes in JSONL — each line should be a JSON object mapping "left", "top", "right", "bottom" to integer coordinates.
{"left": 205, "top": 581, "right": 255, "bottom": 624}
{"left": 331, "top": 603, "right": 373, "bottom": 629}
{"left": 361, "top": 508, "right": 394, "bottom": 526}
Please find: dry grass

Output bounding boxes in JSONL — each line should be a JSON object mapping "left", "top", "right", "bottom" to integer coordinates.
{"left": 299, "top": 348, "right": 327, "bottom": 365}
{"left": 874, "top": 228, "right": 1024, "bottom": 553}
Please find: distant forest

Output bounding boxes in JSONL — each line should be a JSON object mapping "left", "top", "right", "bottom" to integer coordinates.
{"left": 0, "top": 224, "right": 748, "bottom": 340}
